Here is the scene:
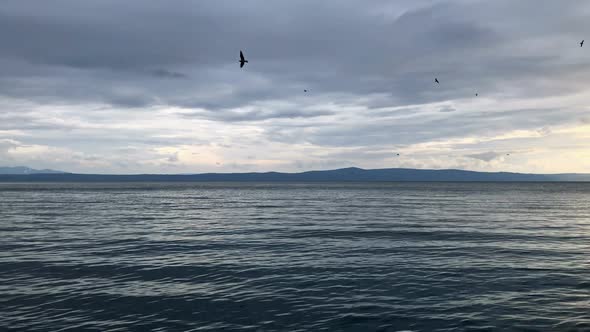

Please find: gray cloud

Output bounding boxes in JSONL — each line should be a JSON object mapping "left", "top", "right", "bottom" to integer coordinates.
{"left": 439, "top": 106, "right": 456, "bottom": 113}
{"left": 180, "top": 106, "right": 335, "bottom": 122}
{"left": 0, "top": 0, "right": 589, "bottom": 173}
{"left": 264, "top": 107, "right": 578, "bottom": 147}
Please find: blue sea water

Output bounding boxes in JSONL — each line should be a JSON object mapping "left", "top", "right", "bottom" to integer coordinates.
{"left": 0, "top": 182, "right": 589, "bottom": 331}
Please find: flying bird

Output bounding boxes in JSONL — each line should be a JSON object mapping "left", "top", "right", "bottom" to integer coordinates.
{"left": 581, "top": 40, "right": 585, "bottom": 47}
{"left": 435, "top": 78, "right": 440, "bottom": 84}
{"left": 475, "top": 93, "right": 478, "bottom": 96}
{"left": 239, "top": 50, "right": 248, "bottom": 68}
{"left": 304, "top": 89, "right": 308, "bottom": 92}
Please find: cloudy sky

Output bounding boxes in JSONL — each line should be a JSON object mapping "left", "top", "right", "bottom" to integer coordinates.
{"left": 1, "top": 0, "right": 590, "bottom": 174}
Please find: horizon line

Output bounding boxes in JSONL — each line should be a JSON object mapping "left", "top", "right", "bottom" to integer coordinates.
{"left": 2, "top": 166, "right": 590, "bottom": 176}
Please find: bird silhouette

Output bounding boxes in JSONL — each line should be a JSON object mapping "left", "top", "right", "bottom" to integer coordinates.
{"left": 435, "top": 78, "right": 440, "bottom": 84}
{"left": 581, "top": 40, "right": 585, "bottom": 47}
{"left": 475, "top": 93, "right": 478, "bottom": 96}
{"left": 304, "top": 89, "right": 308, "bottom": 92}
{"left": 239, "top": 50, "right": 248, "bottom": 68}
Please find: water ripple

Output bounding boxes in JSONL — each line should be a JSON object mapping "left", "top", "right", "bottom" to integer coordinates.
{"left": 1, "top": 182, "right": 589, "bottom": 331}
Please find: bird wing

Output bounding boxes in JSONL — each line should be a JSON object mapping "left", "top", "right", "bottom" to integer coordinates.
{"left": 240, "top": 61, "right": 244, "bottom": 68}
{"left": 240, "top": 51, "right": 245, "bottom": 61}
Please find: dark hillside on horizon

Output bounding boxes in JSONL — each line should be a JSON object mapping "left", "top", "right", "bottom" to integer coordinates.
{"left": 0, "top": 166, "right": 66, "bottom": 175}
{"left": 0, "top": 167, "right": 589, "bottom": 182}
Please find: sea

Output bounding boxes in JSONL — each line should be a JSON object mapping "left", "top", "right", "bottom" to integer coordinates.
{"left": 1, "top": 182, "right": 589, "bottom": 331}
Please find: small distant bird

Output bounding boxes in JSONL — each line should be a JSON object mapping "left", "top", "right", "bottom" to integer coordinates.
{"left": 304, "top": 89, "right": 308, "bottom": 92}
{"left": 435, "top": 78, "right": 440, "bottom": 84}
{"left": 581, "top": 40, "right": 585, "bottom": 47}
{"left": 396, "top": 153, "right": 400, "bottom": 156}
{"left": 475, "top": 93, "right": 478, "bottom": 96}
{"left": 506, "top": 153, "right": 510, "bottom": 156}
{"left": 239, "top": 50, "right": 248, "bottom": 68}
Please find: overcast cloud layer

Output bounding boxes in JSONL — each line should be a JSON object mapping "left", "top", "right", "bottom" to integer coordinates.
{"left": 1, "top": 0, "right": 590, "bottom": 174}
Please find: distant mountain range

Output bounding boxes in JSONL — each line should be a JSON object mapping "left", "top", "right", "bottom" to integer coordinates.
{"left": 0, "top": 166, "right": 590, "bottom": 182}
{"left": 0, "top": 166, "right": 66, "bottom": 175}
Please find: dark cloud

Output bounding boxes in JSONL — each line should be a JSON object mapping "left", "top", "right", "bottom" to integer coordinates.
{"left": 1, "top": 0, "right": 589, "bottom": 110}
{"left": 537, "top": 127, "right": 552, "bottom": 136}
{"left": 150, "top": 69, "right": 188, "bottom": 79}
{"left": 106, "top": 94, "right": 158, "bottom": 108}
{"left": 465, "top": 151, "right": 504, "bottom": 162}
{"left": 167, "top": 152, "right": 179, "bottom": 163}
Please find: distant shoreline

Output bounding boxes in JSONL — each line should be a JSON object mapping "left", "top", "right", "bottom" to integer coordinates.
{"left": 0, "top": 167, "right": 589, "bottom": 182}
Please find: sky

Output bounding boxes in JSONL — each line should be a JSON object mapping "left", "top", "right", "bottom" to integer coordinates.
{"left": 1, "top": 0, "right": 590, "bottom": 174}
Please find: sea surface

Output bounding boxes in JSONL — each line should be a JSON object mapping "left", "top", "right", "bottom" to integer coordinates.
{"left": 1, "top": 182, "right": 589, "bottom": 331}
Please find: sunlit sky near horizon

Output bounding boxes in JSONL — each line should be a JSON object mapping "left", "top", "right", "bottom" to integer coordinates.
{"left": 2, "top": 0, "right": 590, "bottom": 174}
